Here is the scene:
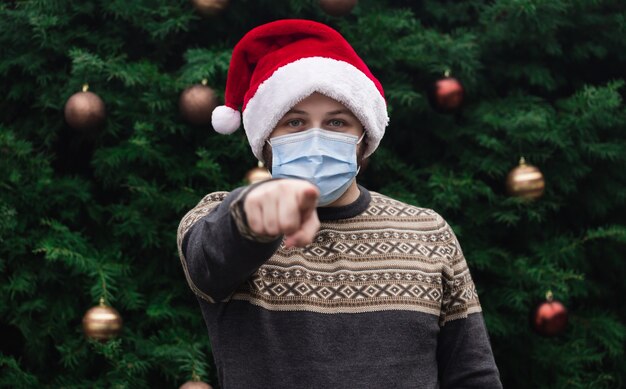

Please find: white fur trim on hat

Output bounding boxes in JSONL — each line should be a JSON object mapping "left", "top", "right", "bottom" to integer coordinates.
{"left": 212, "top": 105, "right": 241, "bottom": 134}
{"left": 242, "top": 57, "right": 390, "bottom": 162}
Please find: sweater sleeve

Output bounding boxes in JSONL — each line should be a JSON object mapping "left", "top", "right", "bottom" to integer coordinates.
{"left": 436, "top": 216, "right": 503, "bottom": 388}
{"left": 176, "top": 179, "right": 284, "bottom": 303}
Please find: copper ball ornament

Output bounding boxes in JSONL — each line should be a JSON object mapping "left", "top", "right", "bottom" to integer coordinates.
{"left": 530, "top": 290, "right": 569, "bottom": 337}
{"left": 190, "top": 0, "right": 229, "bottom": 16}
{"left": 506, "top": 157, "right": 545, "bottom": 200}
{"left": 82, "top": 297, "right": 123, "bottom": 341}
{"left": 64, "top": 84, "right": 106, "bottom": 130}
{"left": 427, "top": 71, "right": 465, "bottom": 114}
{"left": 179, "top": 381, "right": 213, "bottom": 389}
{"left": 245, "top": 161, "right": 272, "bottom": 185}
{"left": 319, "top": 0, "right": 358, "bottom": 17}
{"left": 179, "top": 80, "right": 219, "bottom": 125}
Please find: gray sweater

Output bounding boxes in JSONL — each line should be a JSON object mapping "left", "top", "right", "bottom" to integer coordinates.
{"left": 176, "top": 179, "right": 503, "bottom": 389}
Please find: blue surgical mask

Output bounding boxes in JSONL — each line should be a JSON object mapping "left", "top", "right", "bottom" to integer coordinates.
{"left": 266, "top": 128, "right": 365, "bottom": 206}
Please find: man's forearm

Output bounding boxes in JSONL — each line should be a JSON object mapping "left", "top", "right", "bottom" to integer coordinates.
{"left": 177, "top": 180, "right": 284, "bottom": 302}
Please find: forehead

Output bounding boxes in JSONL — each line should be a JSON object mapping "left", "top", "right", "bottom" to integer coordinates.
{"left": 287, "top": 92, "right": 354, "bottom": 115}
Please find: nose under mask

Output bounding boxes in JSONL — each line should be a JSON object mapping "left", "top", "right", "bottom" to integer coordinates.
{"left": 265, "top": 128, "right": 365, "bottom": 206}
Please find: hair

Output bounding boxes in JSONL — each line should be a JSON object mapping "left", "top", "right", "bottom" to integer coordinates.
{"left": 262, "top": 141, "right": 272, "bottom": 172}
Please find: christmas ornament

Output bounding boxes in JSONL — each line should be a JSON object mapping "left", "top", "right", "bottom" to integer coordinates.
{"left": 190, "top": 0, "right": 229, "bottom": 16}
{"left": 530, "top": 290, "right": 569, "bottom": 337}
{"left": 319, "top": 0, "right": 358, "bottom": 17}
{"left": 180, "top": 79, "right": 219, "bottom": 126}
{"left": 245, "top": 161, "right": 272, "bottom": 185}
{"left": 64, "top": 83, "right": 106, "bottom": 130}
{"left": 179, "top": 381, "right": 213, "bottom": 389}
{"left": 427, "top": 70, "right": 465, "bottom": 114}
{"left": 505, "top": 156, "right": 545, "bottom": 200}
{"left": 82, "top": 297, "right": 123, "bottom": 341}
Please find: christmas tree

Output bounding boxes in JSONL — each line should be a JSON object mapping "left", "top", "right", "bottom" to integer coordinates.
{"left": 1, "top": 0, "right": 625, "bottom": 387}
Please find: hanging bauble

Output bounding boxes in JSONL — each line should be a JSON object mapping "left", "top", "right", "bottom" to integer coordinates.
{"left": 319, "top": 0, "right": 358, "bottom": 17}
{"left": 180, "top": 381, "right": 213, "bottom": 389}
{"left": 82, "top": 297, "right": 123, "bottom": 342}
{"left": 530, "top": 290, "right": 569, "bottom": 337}
{"left": 245, "top": 161, "right": 272, "bottom": 185}
{"left": 190, "top": 0, "right": 229, "bottom": 16}
{"left": 179, "top": 79, "right": 219, "bottom": 126}
{"left": 64, "top": 84, "right": 106, "bottom": 130}
{"left": 427, "top": 69, "right": 465, "bottom": 114}
{"left": 505, "top": 156, "right": 545, "bottom": 200}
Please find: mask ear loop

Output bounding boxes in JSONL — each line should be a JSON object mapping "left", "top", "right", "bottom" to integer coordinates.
{"left": 355, "top": 131, "right": 366, "bottom": 175}
{"left": 356, "top": 131, "right": 366, "bottom": 145}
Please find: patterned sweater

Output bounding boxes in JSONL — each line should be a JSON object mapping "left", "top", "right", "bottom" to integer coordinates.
{"left": 176, "top": 179, "right": 502, "bottom": 389}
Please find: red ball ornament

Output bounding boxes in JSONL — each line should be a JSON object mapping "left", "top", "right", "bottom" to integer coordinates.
{"left": 64, "top": 84, "right": 106, "bottom": 130}
{"left": 319, "top": 0, "right": 358, "bottom": 17}
{"left": 427, "top": 70, "right": 465, "bottom": 114}
{"left": 530, "top": 290, "right": 569, "bottom": 337}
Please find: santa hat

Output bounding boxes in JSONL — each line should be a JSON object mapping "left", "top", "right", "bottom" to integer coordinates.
{"left": 211, "top": 18, "right": 390, "bottom": 163}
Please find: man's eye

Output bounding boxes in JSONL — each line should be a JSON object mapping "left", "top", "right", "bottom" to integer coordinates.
{"left": 287, "top": 119, "right": 303, "bottom": 127}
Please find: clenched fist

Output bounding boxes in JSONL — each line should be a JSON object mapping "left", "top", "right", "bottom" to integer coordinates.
{"left": 243, "top": 179, "right": 321, "bottom": 248}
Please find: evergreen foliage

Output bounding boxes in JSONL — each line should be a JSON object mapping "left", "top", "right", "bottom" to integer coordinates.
{"left": 1, "top": 0, "right": 625, "bottom": 387}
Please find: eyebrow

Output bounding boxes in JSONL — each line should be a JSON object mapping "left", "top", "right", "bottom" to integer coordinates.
{"left": 284, "top": 108, "right": 354, "bottom": 116}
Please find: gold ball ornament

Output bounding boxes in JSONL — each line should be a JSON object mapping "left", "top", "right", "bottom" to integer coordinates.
{"left": 190, "top": 0, "right": 229, "bottom": 16}
{"left": 179, "top": 79, "right": 219, "bottom": 125}
{"left": 179, "top": 381, "right": 213, "bottom": 389}
{"left": 64, "top": 84, "right": 106, "bottom": 130}
{"left": 245, "top": 161, "right": 272, "bottom": 185}
{"left": 319, "top": 0, "right": 358, "bottom": 17}
{"left": 82, "top": 297, "right": 123, "bottom": 342}
{"left": 506, "top": 156, "right": 545, "bottom": 200}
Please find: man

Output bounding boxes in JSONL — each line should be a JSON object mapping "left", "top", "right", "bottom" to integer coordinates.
{"left": 177, "top": 19, "right": 502, "bottom": 389}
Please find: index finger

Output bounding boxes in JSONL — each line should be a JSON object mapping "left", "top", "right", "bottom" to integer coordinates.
{"left": 297, "top": 184, "right": 319, "bottom": 212}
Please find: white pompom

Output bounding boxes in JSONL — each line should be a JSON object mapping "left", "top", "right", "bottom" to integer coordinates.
{"left": 211, "top": 105, "right": 241, "bottom": 134}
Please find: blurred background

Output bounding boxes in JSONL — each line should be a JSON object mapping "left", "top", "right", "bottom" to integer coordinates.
{"left": 1, "top": 0, "right": 625, "bottom": 387}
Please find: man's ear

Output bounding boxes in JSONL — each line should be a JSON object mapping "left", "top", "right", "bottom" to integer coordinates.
{"left": 357, "top": 131, "right": 367, "bottom": 165}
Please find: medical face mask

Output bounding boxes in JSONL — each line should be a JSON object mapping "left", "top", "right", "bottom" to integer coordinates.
{"left": 266, "top": 128, "right": 365, "bottom": 206}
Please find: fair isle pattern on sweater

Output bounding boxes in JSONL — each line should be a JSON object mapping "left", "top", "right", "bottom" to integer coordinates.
{"left": 176, "top": 189, "right": 482, "bottom": 326}
{"left": 176, "top": 190, "right": 231, "bottom": 304}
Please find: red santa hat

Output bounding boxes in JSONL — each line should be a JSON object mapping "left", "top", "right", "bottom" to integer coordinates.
{"left": 211, "top": 18, "right": 390, "bottom": 163}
